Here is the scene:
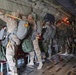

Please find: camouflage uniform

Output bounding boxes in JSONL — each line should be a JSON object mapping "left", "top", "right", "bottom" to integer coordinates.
{"left": 0, "top": 12, "right": 20, "bottom": 75}
{"left": 42, "top": 23, "right": 56, "bottom": 59}
{"left": 28, "top": 20, "right": 43, "bottom": 69}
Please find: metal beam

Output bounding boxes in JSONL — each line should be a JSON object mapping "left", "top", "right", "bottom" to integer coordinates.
{"left": 44, "top": 0, "right": 71, "bottom": 17}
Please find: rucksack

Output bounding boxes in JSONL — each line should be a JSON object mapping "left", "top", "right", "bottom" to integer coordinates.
{"left": 22, "top": 38, "right": 34, "bottom": 53}
{"left": 17, "top": 20, "right": 29, "bottom": 40}
{"left": 43, "top": 25, "right": 56, "bottom": 40}
{"left": 43, "top": 26, "right": 52, "bottom": 40}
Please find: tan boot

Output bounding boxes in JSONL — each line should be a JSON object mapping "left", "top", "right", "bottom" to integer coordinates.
{"left": 37, "top": 62, "right": 43, "bottom": 70}
{"left": 27, "top": 60, "right": 34, "bottom": 66}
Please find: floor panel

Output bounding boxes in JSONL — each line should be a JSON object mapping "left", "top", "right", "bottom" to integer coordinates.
{"left": 19, "top": 55, "right": 76, "bottom": 75}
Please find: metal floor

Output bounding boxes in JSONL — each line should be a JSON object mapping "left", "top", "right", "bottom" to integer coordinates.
{"left": 18, "top": 54, "right": 76, "bottom": 75}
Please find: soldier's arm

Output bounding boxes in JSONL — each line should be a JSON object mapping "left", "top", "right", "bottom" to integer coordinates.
{"left": 33, "top": 21, "right": 37, "bottom": 30}
{"left": 0, "top": 10, "right": 7, "bottom": 22}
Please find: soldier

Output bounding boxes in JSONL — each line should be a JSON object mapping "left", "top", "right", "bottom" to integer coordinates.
{"left": 42, "top": 21, "right": 56, "bottom": 60}
{"left": 27, "top": 14, "right": 43, "bottom": 70}
{"left": 0, "top": 10, "right": 20, "bottom": 75}
{"left": 56, "top": 22, "right": 69, "bottom": 55}
{"left": 41, "top": 13, "right": 56, "bottom": 60}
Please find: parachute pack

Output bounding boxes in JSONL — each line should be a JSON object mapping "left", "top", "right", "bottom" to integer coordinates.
{"left": 17, "top": 20, "right": 29, "bottom": 40}
{"left": 0, "top": 20, "right": 29, "bottom": 41}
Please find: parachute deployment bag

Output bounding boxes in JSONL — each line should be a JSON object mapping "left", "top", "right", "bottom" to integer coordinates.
{"left": 22, "top": 38, "right": 34, "bottom": 53}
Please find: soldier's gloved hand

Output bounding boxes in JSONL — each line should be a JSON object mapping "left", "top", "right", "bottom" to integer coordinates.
{"left": 4, "top": 27, "right": 6, "bottom": 29}
{"left": 0, "top": 10, "right": 4, "bottom": 15}
{"left": 36, "top": 35, "right": 39, "bottom": 39}
{"left": 42, "top": 37, "right": 44, "bottom": 40}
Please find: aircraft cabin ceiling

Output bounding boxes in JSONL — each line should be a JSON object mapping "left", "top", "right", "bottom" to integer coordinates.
{"left": 0, "top": 0, "right": 76, "bottom": 26}
{"left": 26, "top": 0, "right": 76, "bottom": 17}
{"left": 55, "top": 0, "right": 76, "bottom": 17}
